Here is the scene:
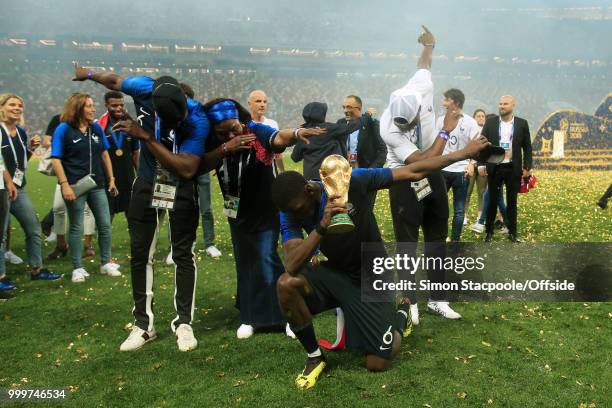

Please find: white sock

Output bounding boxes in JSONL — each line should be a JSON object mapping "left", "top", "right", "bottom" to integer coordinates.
{"left": 307, "top": 348, "right": 322, "bottom": 358}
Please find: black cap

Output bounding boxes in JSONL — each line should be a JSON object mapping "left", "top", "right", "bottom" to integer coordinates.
{"left": 152, "top": 76, "right": 187, "bottom": 126}
{"left": 476, "top": 145, "right": 506, "bottom": 164}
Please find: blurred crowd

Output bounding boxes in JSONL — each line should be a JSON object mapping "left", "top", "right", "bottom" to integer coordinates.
{"left": 0, "top": 62, "right": 607, "bottom": 138}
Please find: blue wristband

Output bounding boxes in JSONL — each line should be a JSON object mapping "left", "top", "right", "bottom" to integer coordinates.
{"left": 438, "top": 130, "right": 450, "bottom": 141}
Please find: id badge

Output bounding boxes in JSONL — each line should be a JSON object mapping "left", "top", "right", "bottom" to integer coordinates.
{"left": 411, "top": 179, "right": 432, "bottom": 202}
{"left": 223, "top": 195, "right": 240, "bottom": 219}
{"left": 501, "top": 142, "right": 511, "bottom": 161}
{"left": 13, "top": 168, "right": 24, "bottom": 187}
{"left": 151, "top": 168, "right": 177, "bottom": 210}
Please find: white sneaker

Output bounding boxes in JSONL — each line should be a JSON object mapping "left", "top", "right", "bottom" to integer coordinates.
{"left": 100, "top": 261, "right": 122, "bottom": 277}
{"left": 176, "top": 324, "right": 198, "bottom": 351}
{"left": 5, "top": 250, "right": 23, "bottom": 265}
{"left": 427, "top": 301, "right": 462, "bottom": 319}
{"left": 120, "top": 326, "right": 157, "bottom": 351}
{"left": 285, "top": 323, "right": 296, "bottom": 339}
{"left": 500, "top": 226, "right": 509, "bottom": 234}
{"left": 410, "top": 303, "right": 420, "bottom": 326}
{"left": 236, "top": 324, "right": 254, "bottom": 339}
{"left": 45, "top": 232, "right": 57, "bottom": 243}
{"left": 71, "top": 268, "right": 88, "bottom": 283}
{"left": 469, "top": 223, "right": 485, "bottom": 233}
{"left": 165, "top": 251, "right": 175, "bottom": 265}
{"left": 205, "top": 245, "right": 222, "bottom": 258}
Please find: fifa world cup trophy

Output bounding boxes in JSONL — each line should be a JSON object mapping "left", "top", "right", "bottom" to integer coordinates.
{"left": 319, "top": 155, "right": 355, "bottom": 233}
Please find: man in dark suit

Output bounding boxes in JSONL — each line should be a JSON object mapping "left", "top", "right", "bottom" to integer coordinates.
{"left": 480, "top": 95, "right": 532, "bottom": 242}
{"left": 338, "top": 95, "right": 387, "bottom": 208}
{"left": 338, "top": 95, "right": 387, "bottom": 170}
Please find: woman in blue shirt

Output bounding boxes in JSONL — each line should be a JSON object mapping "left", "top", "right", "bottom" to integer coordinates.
{"left": 51, "top": 93, "right": 120, "bottom": 283}
{"left": 0, "top": 93, "right": 60, "bottom": 282}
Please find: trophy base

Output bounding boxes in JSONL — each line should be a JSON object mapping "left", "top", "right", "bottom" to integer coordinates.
{"left": 327, "top": 214, "right": 355, "bottom": 234}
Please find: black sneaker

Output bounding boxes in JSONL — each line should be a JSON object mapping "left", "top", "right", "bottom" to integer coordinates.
{"left": 0, "top": 291, "right": 14, "bottom": 299}
{"left": 31, "top": 269, "right": 63, "bottom": 281}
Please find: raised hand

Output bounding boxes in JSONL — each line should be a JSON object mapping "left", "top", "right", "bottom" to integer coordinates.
{"left": 417, "top": 25, "right": 435, "bottom": 47}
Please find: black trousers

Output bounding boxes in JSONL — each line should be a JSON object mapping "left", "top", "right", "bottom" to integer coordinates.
{"left": 128, "top": 177, "right": 199, "bottom": 332}
{"left": 389, "top": 172, "right": 448, "bottom": 301}
{"left": 486, "top": 164, "right": 521, "bottom": 235}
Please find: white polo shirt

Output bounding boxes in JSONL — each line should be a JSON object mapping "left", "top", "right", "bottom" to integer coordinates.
{"left": 380, "top": 69, "right": 435, "bottom": 168}
{"left": 261, "top": 116, "right": 279, "bottom": 129}
{"left": 437, "top": 114, "right": 480, "bottom": 172}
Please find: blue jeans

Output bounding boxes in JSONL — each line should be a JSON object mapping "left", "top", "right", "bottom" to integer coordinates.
{"left": 229, "top": 222, "right": 285, "bottom": 327}
{"left": 443, "top": 171, "right": 469, "bottom": 241}
{"left": 0, "top": 188, "right": 43, "bottom": 273}
{"left": 478, "top": 187, "right": 508, "bottom": 225}
{"left": 65, "top": 188, "right": 112, "bottom": 269}
{"left": 0, "top": 190, "right": 10, "bottom": 276}
{"left": 197, "top": 173, "right": 215, "bottom": 247}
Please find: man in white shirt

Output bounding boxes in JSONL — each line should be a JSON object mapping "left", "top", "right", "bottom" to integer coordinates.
{"left": 248, "top": 90, "right": 284, "bottom": 173}
{"left": 380, "top": 26, "right": 462, "bottom": 323}
{"left": 438, "top": 89, "right": 480, "bottom": 241}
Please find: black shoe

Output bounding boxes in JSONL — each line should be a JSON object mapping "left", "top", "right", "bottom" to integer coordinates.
{"left": 508, "top": 234, "right": 520, "bottom": 243}
{"left": 597, "top": 198, "right": 608, "bottom": 209}
{"left": 0, "top": 291, "right": 14, "bottom": 299}
{"left": 484, "top": 233, "right": 493, "bottom": 242}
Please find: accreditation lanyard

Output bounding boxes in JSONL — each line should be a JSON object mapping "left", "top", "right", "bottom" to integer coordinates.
{"left": 414, "top": 123, "right": 422, "bottom": 150}
{"left": 222, "top": 152, "right": 250, "bottom": 198}
{"left": 2, "top": 125, "right": 28, "bottom": 170}
{"left": 155, "top": 115, "right": 177, "bottom": 154}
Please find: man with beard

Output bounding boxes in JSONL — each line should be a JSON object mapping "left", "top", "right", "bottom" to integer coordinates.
{"left": 97, "top": 91, "right": 140, "bottom": 221}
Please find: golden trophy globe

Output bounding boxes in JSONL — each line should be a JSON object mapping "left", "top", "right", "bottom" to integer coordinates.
{"left": 319, "top": 155, "right": 355, "bottom": 233}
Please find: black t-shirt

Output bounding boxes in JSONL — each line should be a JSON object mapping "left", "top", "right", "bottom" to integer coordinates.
{"left": 281, "top": 168, "right": 393, "bottom": 281}
{"left": 206, "top": 121, "right": 283, "bottom": 232}
{"left": 45, "top": 114, "right": 61, "bottom": 136}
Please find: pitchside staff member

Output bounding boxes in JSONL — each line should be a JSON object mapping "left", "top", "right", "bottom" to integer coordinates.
{"left": 73, "top": 64, "right": 209, "bottom": 352}
{"left": 96, "top": 91, "right": 140, "bottom": 221}
{"left": 480, "top": 95, "right": 532, "bottom": 243}
{"left": 380, "top": 26, "right": 462, "bottom": 323}
{"left": 271, "top": 136, "right": 488, "bottom": 389}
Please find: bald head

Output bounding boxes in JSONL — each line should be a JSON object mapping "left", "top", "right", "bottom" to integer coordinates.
{"left": 498, "top": 95, "right": 516, "bottom": 119}
{"left": 248, "top": 90, "right": 268, "bottom": 120}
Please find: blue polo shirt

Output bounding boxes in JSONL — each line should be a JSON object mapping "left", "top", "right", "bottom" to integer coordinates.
{"left": 0, "top": 125, "right": 32, "bottom": 188}
{"left": 51, "top": 122, "right": 110, "bottom": 187}
{"left": 280, "top": 168, "right": 393, "bottom": 279}
{"left": 120, "top": 76, "right": 209, "bottom": 183}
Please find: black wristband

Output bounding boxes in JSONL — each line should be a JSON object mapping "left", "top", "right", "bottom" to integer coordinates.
{"left": 315, "top": 223, "right": 327, "bottom": 236}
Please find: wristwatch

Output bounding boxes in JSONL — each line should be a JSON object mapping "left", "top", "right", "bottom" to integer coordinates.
{"left": 315, "top": 223, "right": 327, "bottom": 236}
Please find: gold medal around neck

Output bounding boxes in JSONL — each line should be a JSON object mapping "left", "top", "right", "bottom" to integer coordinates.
{"left": 115, "top": 149, "right": 124, "bottom": 157}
